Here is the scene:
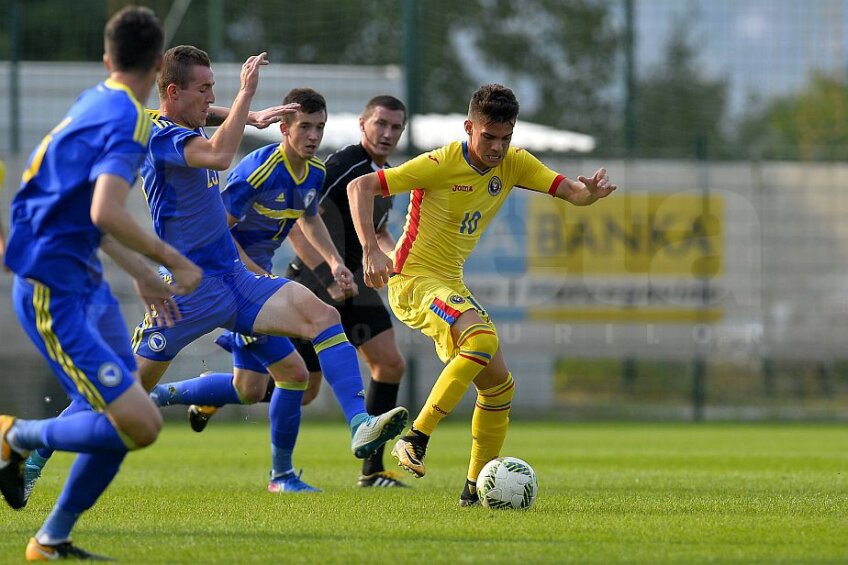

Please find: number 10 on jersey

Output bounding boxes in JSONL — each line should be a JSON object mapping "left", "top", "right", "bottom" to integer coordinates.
{"left": 460, "top": 210, "right": 482, "bottom": 234}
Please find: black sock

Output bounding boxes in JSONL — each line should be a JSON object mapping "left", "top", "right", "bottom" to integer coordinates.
{"left": 362, "top": 379, "right": 401, "bottom": 476}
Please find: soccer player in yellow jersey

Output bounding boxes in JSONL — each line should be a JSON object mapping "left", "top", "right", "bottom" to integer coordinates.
{"left": 348, "top": 83, "right": 617, "bottom": 506}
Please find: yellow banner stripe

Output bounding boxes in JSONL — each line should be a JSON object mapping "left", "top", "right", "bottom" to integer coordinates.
{"left": 313, "top": 333, "right": 348, "bottom": 355}
{"left": 528, "top": 308, "right": 724, "bottom": 323}
{"left": 308, "top": 158, "right": 326, "bottom": 172}
{"left": 33, "top": 284, "right": 105, "bottom": 410}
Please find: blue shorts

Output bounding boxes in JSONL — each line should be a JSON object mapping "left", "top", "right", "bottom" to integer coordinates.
{"left": 13, "top": 277, "right": 137, "bottom": 412}
{"left": 133, "top": 266, "right": 287, "bottom": 361}
{"left": 215, "top": 331, "right": 296, "bottom": 373}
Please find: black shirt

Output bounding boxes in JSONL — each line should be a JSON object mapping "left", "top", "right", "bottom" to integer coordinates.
{"left": 290, "top": 143, "right": 394, "bottom": 278}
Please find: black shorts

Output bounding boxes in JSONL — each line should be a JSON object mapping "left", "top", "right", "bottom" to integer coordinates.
{"left": 286, "top": 262, "right": 394, "bottom": 373}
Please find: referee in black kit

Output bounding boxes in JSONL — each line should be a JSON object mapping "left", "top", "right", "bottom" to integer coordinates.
{"left": 286, "top": 95, "right": 411, "bottom": 488}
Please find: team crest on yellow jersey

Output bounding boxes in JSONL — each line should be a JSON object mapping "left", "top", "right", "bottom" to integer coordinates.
{"left": 449, "top": 294, "right": 466, "bottom": 304}
{"left": 488, "top": 176, "right": 503, "bottom": 196}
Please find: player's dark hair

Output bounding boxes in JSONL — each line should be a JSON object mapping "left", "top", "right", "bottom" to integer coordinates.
{"left": 157, "top": 45, "right": 211, "bottom": 99}
{"left": 363, "top": 95, "right": 407, "bottom": 124}
{"left": 283, "top": 88, "right": 327, "bottom": 124}
{"left": 104, "top": 6, "right": 163, "bottom": 73}
{"left": 468, "top": 84, "right": 519, "bottom": 125}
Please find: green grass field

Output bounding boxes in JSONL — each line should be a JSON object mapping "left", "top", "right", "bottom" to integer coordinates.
{"left": 2, "top": 420, "right": 846, "bottom": 564}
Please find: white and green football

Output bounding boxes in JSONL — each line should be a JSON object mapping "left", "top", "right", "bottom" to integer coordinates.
{"left": 476, "top": 456, "right": 538, "bottom": 510}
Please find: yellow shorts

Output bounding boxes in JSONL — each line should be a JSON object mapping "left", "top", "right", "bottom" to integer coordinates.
{"left": 388, "top": 274, "right": 494, "bottom": 363}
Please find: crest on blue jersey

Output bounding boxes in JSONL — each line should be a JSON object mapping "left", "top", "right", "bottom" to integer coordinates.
{"left": 97, "top": 362, "right": 122, "bottom": 387}
{"left": 148, "top": 332, "right": 167, "bottom": 352}
{"left": 488, "top": 176, "right": 503, "bottom": 196}
{"left": 303, "top": 189, "right": 317, "bottom": 208}
{"left": 449, "top": 294, "right": 466, "bottom": 305}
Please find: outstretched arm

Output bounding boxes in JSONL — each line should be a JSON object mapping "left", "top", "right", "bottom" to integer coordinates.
{"left": 551, "top": 167, "right": 617, "bottom": 206}
{"left": 207, "top": 104, "right": 298, "bottom": 130}
{"left": 347, "top": 172, "right": 392, "bottom": 289}
{"left": 183, "top": 53, "right": 298, "bottom": 171}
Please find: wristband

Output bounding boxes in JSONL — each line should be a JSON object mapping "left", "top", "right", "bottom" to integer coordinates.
{"left": 312, "top": 262, "right": 336, "bottom": 288}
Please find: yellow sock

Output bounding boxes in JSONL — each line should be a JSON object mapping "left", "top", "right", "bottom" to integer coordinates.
{"left": 468, "top": 372, "right": 515, "bottom": 482}
{"left": 412, "top": 324, "right": 498, "bottom": 436}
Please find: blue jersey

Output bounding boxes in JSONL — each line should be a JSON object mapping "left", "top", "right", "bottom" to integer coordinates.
{"left": 140, "top": 110, "right": 239, "bottom": 275}
{"left": 5, "top": 80, "right": 151, "bottom": 292}
{"left": 222, "top": 143, "right": 324, "bottom": 272}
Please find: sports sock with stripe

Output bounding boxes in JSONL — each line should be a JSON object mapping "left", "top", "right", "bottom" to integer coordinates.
{"left": 412, "top": 323, "right": 498, "bottom": 435}
{"left": 312, "top": 324, "right": 366, "bottom": 426}
{"left": 468, "top": 372, "right": 515, "bottom": 481}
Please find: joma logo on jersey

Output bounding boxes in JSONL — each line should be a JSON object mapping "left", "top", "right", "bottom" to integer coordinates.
{"left": 452, "top": 184, "right": 473, "bottom": 192}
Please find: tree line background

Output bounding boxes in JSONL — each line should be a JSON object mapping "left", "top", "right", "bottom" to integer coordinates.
{"left": 2, "top": 0, "right": 848, "bottom": 161}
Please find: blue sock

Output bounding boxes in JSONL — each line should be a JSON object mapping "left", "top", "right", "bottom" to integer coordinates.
{"left": 43, "top": 412, "right": 128, "bottom": 453}
{"left": 150, "top": 373, "right": 241, "bottom": 407}
{"left": 37, "top": 451, "right": 125, "bottom": 544}
{"left": 312, "top": 324, "right": 367, "bottom": 426}
{"left": 8, "top": 419, "right": 49, "bottom": 451}
{"left": 269, "top": 385, "right": 304, "bottom": 477}
{"left": 36, "top": 399, "right": 89, "bottom": 461}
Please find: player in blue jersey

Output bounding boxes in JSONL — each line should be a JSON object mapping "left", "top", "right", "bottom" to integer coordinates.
{"left": 0, "top": 7, "right": 202, "bottom": 561}
{"left": 149, "top": 87, "right": 359, "bottom": 492}
{"left": 124, "top": 45, "right": 406, "bottom": 485}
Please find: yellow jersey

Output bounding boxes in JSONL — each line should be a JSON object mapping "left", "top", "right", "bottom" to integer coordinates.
{"left": 379, "top": 141, "right": 563, "bottom": 281}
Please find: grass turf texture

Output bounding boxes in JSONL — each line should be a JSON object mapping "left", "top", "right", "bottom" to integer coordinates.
{"left": 2, "top": 421, "right": 845, "bottom": 564}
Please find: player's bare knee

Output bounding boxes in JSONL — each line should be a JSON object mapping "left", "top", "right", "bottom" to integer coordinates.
{"left": 127, "top": 414, "right": 162, "bottom": 449}
{"left": 374, "top": 355, "right": 405, "bottom": 383}
{"left": 308, "top": 303, "right": 342, "bottom": 338}
{"left": 242, "top": 387, "right": 265, "bottom": 404}
{"left": 301, "top": 372, "right": 322, "bottom": 406}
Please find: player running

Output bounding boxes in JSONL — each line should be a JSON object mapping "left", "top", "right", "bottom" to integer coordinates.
{"left": 287, "top": 95, "right": 410, "bottom": 488}
{"left": 347, "top": 84, "right": 616, "bottom": 505}
{"left": 128, "top": 45, "right": 406, "bottom": 476}
{"left": 1, "top": 8, "right": 202, "bottom": 560}
{"left": 149, "top": 88, "right": 375, "bottom": 492}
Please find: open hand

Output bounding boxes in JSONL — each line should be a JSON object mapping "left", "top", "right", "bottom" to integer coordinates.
{"left": 248, "top": 103, "right": 301, "bottom": 129}
{"left": 577, "top": 167, "right": 617, "bottom": 199}
{"left": 240, "top": 52, "right": 269, "bottom": 96}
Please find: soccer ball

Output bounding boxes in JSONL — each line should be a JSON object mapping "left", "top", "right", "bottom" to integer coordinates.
{"left": 476, "top": 456, "right": 538, "bottom": 510}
